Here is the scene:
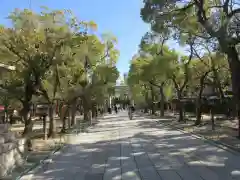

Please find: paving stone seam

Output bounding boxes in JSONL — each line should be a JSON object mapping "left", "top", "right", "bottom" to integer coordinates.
{"left": 156, "top": 121, "right": 240, "bottom": 178}
{"left": 137, "top": 137, "right": 164, "bottom": 180}
{"left": 174, "top": 155, "right": 205, "bottom": 180}
{"left": 184, "top": 148, "right": 238, "bottom": 178}
{"left": 99, "top": 122, "right": 119, "bottom": 180}
{"left": 16, "top": 120, "right": 95, "bottom": 180}
{"left": 102, "top": 146, "right": 109, "bottom": 180}
{"left": 149, "top": 131, "right": 214, "bottom": 180}
{"left": 140, "top": 135, "right": 205, "bottom": 180}
{"left": 129, "top": 138, "right": 143, "bottom": 180}
{"left": 137, "top": 110, "right": 240, "bottom": 156}
{"left": 16, "top": 143, "right": 69, "bottom": 180}
{"left": 136, "top": 113, "right": 230, "bottom": 180}
{"left": 144, "top": 134, "right": 206, "bottom": 180}
{"left": 119, "top": 125, "right": 123, "bottom": 180}
{"left": 157, "top": 120, "right": 240, "bottom": 156}
{"left": 86, "top": 146, "right": 95, "bottom": 180}
{"left": 143, "top": 139, "right": 184, "bottom": 180}
{"left": 177, "top": 151, "right": 234, "bottom": 180}
{"left": 151, "top": 120, "right": 229, "bottom": 180}
{"left": 157, "top": 122, "right": 240, "bottom": 177}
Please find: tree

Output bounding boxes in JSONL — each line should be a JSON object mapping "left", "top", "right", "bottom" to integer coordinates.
{"left": 189, "top": 57, "right": 212, "bottom": 125}
{"left": 140, "top": 35, "right": 177, "bottom": 116}
{"left": 141, "top": 0, "right": 240, "bottom": 135}
{"left": 0, "top": 8, "right": 89, "bottom": 136}
{"left": 128, "top": 39, "right": 177, "bottom": 115}
{"left": 170, "top": 55, "right": 192, "bottom": 122}
{"left": 127, "top": 55, "right": 151, "bottom": 112}
{"left": 56, "top": 32, "right": 120, "bottom": 123}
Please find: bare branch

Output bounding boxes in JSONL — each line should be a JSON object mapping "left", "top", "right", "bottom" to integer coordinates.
{"left": 179, "top": 35, "right": 194, "bottom": 93}
{"left": 194, "top": 0, "right": 218, "bottom": 37}
{"left": 149, "top": 80, "right": 164, "bottom": 88}
{"left": 228, "top": 8, "right": 240, "bottom": 18}
{"left": 223, "top": 0, "right": 230, "bottom": 14}
{"left": 2, "top": 41, "right": 27, "bottom": 63}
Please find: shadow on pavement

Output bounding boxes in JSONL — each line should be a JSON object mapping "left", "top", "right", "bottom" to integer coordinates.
{"left": 21, "top": 113, "right": 240, "bottom": 180}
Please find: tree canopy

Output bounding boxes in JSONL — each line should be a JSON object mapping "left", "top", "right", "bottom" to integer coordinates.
{"left": 0, "top": 7, "right": 119, "bottom": 137}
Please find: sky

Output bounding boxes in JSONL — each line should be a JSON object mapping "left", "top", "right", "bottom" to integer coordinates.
{"left": 0, "top": 0, "right": 183, "bottom": 77}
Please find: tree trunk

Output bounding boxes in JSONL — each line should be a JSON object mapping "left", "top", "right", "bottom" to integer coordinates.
{"left": 159, "top": 86, "right": 165, "bottom": 117}
{"left": 150, "top": 86, "right": 155, "bottom": 115}
{"left": 214, "top": 71, "right": 225, "bottom": 101}
{"left": 60, "top": 105, "right": 68, "bottom": 133}
{"left": 177, "top": 92, "right": 184, "bottom": 122}
{"left": 195, "top": 99, "right": 202, "bottom": 125}
{"left": 68, "top": 108, "right": 71, "bottom": 129}
{"left": 82, "top": 94, "right": 92, "bottom": 124}
{"left": 144, "top": 108, "right": 148, "bottom": 113}
{"left": 42, "top": 115, "right": 47, "bottom": 140}
{"left": 61, "top": 116, "right": 66, "bottom": 133}
{"left": 22, "top": 101, "right": 33, "bottom": 151}
{"left": 227, "top": 46, "right": 240, "bottom": 137}
{"left": 22, "top": 102, "right": 33, "bottom": 136}
{"left": 195, "top": 73, "right": 207, "bottom": 125}
{"left": 211, "top": 58, "right": 225, "bottom": 101}
{"left": 84, "top": 108, "right": 92, "bottom": 123}
{"left": 178, "top": 101, "right": 184, "bottom": 122}
{"left": 70, "top": 102, "right": 77, "bottom": 127}
{"left": 144, "top": 91, "right": 149, "bottom": 113}
{"left": 210, "top": 108, "right": 215, "bottom": 130}
{"left": 48, "top": 103, "right": 56, "bottom": 138}
{"left": 91, "top": 105, "right": 97, "bottom": 119}
{"left": 21, "top": 80, "right": 35, "bottom": 150}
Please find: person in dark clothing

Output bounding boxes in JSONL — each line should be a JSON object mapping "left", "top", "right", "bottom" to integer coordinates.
{"left": 108, "top": 107, "right": 112, "bottom": 114}
{"left": 114, "top": 105, "right": 118, "bottom": 114}
{"left": 130, "top": 104, "right": 135, "bottom": 112}
{"left": 128, "top": 104, "right": 135, "bottom": 119}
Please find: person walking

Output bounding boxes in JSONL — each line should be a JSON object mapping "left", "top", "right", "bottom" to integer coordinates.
{"left": 114, "top": 105, "right": 118, "bottom": 114}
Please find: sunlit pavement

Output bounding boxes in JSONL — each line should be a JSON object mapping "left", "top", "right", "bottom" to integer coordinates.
{"left": 21, "top": 111, "right": 240, "bottom": 180}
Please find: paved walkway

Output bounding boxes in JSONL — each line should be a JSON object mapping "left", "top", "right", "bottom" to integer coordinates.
{"left": 21, "top": 112, "right": 240, "bottom": 180}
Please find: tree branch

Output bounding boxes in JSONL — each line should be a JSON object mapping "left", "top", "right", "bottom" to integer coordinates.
{"left": 179, "top": 36, "right": 194, "bottom": 93}
{"left": 39, "top": 83, "right": 51, "bottom": 103}
{"left": 2, "top": 41, "right": 27, "bottom": 64}
{"left": 228, "top": 8, "right": 240, "bottom": 18}
{"left": 223, "top": 0, "right": 230, "bottom": 14}
{"left": 194, "top": 0, "right": 218, "bottom": 37}
{"left": 149, "top": 80, "right": 164, "bottom": 88}
{"left": 172, "top": 76, "right": 180, "bottom": 92}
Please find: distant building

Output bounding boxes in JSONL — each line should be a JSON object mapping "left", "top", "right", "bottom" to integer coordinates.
{"left": 115, "top": 85, "right": 129, "bottom": 98}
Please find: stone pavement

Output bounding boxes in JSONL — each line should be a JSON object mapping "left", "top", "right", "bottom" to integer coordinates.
{"left": 20, "top": 111, "right": 240, "bottom": 180}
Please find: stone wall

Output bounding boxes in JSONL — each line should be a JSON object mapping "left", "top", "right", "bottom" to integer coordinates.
{"left": 0, "top": 124, "right": 25, "bottom": 177}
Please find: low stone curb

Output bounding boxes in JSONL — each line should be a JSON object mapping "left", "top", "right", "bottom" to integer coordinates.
{"left": 157, "top": 120, "right": 240, "bottom": 156}
{"left": 138, "top": 111, "right": 240, "bottom": 155}
{"left": 138, "top": 111, "right": 239, "bottom": 153}
{"left": 15, "top": 139, "right": 66, "bottom": 180}
{"left": 14, "top": 131, "right": 84, "bottom": 179}
{"left": 14, "top": 117, "right": 101, "bottom": 180}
